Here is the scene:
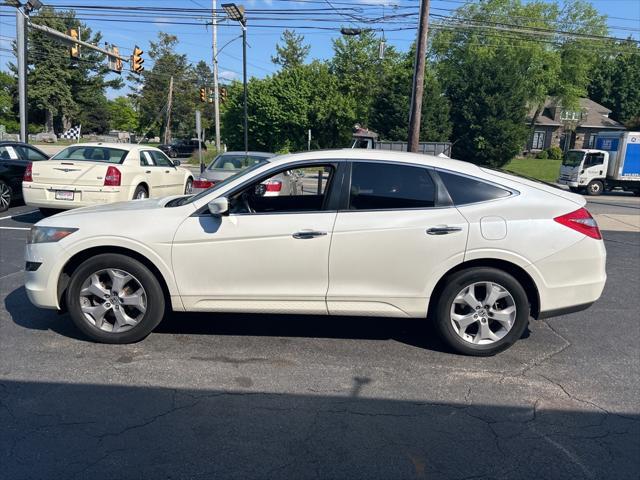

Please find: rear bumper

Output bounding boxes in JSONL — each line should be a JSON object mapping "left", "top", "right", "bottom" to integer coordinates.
{"left": 527, "top": 236, "right": 607, "bottom": 318}
{"left": 23, "top": 183, "right": 129, "bottom": 210}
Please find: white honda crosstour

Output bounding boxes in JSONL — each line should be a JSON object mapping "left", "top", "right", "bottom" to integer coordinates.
{"left": 24, "top": 149, "right": 606, "bottom": 356}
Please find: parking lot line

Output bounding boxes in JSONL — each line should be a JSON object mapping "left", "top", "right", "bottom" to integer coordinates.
{"left": 0, "top": 210, "right": 38, "bottom": 221}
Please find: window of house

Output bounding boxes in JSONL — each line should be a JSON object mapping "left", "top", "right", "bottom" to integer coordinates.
{"left": 532, "top": 131, "right": 546, "bottom": 150}
{"left": 349, "top": 162, "right": 436, "bottom": 210}
{"left": 560, "top": 110, "right": 581, "bottom": 122}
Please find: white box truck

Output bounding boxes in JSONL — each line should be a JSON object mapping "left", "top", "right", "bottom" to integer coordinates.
{"left": 557, "top": 131, "right": 640, "bottom": 196}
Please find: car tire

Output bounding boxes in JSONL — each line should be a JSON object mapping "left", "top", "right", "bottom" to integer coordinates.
{"left": 434, "top": 267, "right": 530, "bottom": 356}
{"left": 133, "top": 185, "right": 148, "bottom": 200}
{"left": 184, "top": 178, "right": 193, "bottom": 194}
{"left": 66, "top": 253, "right": 166, "bottom": 344}
{"left": 0, "top": 179, "right": 11, "bottom": 212}
{"left": 169, "top": 150, "right": 177, "bottom": 158}
{"left": 586, "top": 180, "right": 603, "bottom": 196}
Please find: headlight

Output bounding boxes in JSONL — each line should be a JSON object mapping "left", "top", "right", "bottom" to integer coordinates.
{"left": 27, "top": 226, "right": 78, "bottom": 244}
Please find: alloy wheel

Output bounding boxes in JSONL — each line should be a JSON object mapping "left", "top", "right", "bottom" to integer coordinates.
{"left": 136, "top": 189, "right": 148, "bottom": 199}
{"left": 79, "top": 268, "right": 147, "bottom": 333}
{"left": 450, "top": 282, "right": 516, "bottom": 345}
{"left": 0, "top": 183, "right": 11, "bottom": 210}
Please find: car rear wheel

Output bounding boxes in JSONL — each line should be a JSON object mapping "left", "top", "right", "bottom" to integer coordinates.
{"left": 66, "top": 254, "right": 166, "bottom": 344}
{"left": 586, "top": 180, "right": 603, "bottom": 196}
{"left": 133, "top": 185, "right": 148, "bottom": 200}
{"left": 0, "top": 180, "right": 11, "bottom": 212}
{"left": 184, "top": 178, "right": 193, "bottom": 194}
{"left": 434, "top": 267, "right": 529, "bottom": 356}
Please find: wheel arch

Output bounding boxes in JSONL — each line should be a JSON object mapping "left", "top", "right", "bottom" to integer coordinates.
{"left": 426, "top": 258, "right": 541, "bottom": 321}
{"left": 57, "top": 246, "right": 174, "bottom": 312}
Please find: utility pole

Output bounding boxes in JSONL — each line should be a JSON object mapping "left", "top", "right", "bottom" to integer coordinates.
{"left": 407, "top": 0, "right": 431, "bottom": 153}
{"left": 242, "top": 21, "right": 248, "bottom": 156}
{"left": 212, "top": 0, "right": 221, "bottom": 152}
{"left": 164, "top": 76, "right": 174, "bottom": 145}
{"left": 16, "top": 9, "right": 28, "bottom": 143}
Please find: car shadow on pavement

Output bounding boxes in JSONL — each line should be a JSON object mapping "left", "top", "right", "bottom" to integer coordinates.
{"left": 5, "top": 286, "right": 532, "bottom": 354}
{"left": 0, "top": 378, "right": 638, "bottom": 480}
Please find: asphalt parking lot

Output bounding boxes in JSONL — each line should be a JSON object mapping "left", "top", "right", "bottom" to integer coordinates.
{"left": 1, "top": 195, "right": 639, "bottom": 479}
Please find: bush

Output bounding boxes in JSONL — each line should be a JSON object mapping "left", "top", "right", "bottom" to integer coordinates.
{"left": 547, "top": 146, "right": 563, "bottom": 160}
{"left": 535, "top": 150, "right": 549, "bottom": 160}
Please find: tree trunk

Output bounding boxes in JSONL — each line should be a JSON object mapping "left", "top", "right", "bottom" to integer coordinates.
{"left": 45, "top": 109, "right": 54, "bottom": 133}
{"left": 62, "top": 115, "right": 72, "bottom": 131}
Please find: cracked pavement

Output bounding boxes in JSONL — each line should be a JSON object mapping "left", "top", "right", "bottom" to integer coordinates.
{"left": 0, "top": 202, "right": 639, "bottom": 479}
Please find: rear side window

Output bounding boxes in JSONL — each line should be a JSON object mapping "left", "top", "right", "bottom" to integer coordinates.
{"left": 349, "top": 162, "right": 436, "bottom": 210}
{"left": 438, "top": 170, "right": 511, "bottom": 205}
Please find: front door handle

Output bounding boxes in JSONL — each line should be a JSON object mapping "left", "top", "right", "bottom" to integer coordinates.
{"left": 427, "top": 226, "right": 463, "bottom": 235}
{"left": 292, "top": 230, "right": 327, "bottom": 239}
{"left": 145, "top": 170, "right": 151, "bottom": 174}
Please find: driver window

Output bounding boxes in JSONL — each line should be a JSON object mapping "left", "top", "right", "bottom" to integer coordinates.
{"left": 229, "top": 165, "right": 334, "bottom": 214}
{"left": 585, "top": 153, "right": 604, "bottom": 167}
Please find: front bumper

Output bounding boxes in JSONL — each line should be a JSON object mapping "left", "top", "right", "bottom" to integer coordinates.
{"left": 557, "top": 177, "right": 580, "bottom": 188}
{"left": 24, "top": 241, "right": 68, "bottom": 309}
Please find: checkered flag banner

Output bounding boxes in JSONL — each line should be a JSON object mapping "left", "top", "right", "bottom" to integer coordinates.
{"left": 60, "top": 124, "right": 81, "bottom": 140}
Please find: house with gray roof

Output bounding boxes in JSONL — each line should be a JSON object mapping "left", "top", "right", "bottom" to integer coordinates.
{"left": 525, "top": 97, "right": 625, "bottom": 153}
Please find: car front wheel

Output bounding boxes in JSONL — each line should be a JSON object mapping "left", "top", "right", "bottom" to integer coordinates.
{"left": 66, "top": 253, "right": 166, "bottom": 344}
{"left": 0, "top": 180, "right": 11, "bottom": 212}
{"left": 434, "top": 267, "right": 529, "bottom": 356}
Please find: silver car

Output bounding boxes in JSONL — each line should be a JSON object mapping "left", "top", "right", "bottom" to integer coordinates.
{"left": 193, "top": 151, "right": 299, "bottom": 196}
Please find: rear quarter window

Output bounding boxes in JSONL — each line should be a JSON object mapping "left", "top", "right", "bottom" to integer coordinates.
{"left": 438, "top": 170, "right": 512, "bottom": 205}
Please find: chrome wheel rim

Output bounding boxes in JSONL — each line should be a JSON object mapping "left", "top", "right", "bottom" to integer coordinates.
{"left": 0, "top": 183, "right": 10, "bottom": 210}
{"left": 590, "top": 183, "right": 600, "bottom": 193}
{"left": 185, "top": 180, "right": 193, "bottom": 194}
{"left": 450, "top": 282, "right": 516, "bottom": 345}
{"left": 79, "top": 268, "right": 147, "bottom": 333}
{"left": 135, "top": 189, "right": 147, "bottom": 199}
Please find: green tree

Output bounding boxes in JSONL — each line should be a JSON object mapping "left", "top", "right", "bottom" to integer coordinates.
{"left": 108, "top": 97, "right": 139, "bottom": 131}
{"left": 588, "top": 41, "right": 640, "bottom": 126}
{"left": 0, "top": 72, "right": 17, "bottom": 131}
{"left": 439, "top": 47, "right": 530, "bottom": 167}
{"left": 330, "top": 31, "right": 401, "bottom": 126}
{"left": 271, "top": 30, "right": 310, "bottom": 70}
{"left": 370, "top": 49, "right": 451, "bottom": 142}
{"left": 131, "top": 33, "right": 198, "bottom": 140}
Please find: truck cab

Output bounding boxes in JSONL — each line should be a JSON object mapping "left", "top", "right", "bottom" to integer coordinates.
{"left": 558, "top": 149, "right": 609, "bottom": 195}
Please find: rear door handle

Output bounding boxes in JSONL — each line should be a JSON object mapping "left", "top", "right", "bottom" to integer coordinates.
{"left": 292, "top": 230, "right": 327, "bottom": 239}
{"left": 145, "top": 170, "right": 151, "bottom": 174}
{"left": 427, "top": 226, "right": 463, "bottom": 235}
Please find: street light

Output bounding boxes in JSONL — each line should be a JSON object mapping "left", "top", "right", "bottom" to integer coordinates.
{"left": 222, "top": 3, "right": 248, "bottom": 156}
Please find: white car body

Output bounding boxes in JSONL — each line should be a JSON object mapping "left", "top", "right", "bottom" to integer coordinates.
{"left": 22, "top": 143, "right": 193, "bottom": 210}
{"left": 25, "top": 149, "right": 607, "bottom": 353}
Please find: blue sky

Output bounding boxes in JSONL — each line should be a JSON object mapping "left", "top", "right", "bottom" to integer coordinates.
{"left": 0, "top": 0, "right": 639, "bottom": 99}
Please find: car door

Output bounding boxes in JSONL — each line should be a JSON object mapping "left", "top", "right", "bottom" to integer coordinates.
{"left": 139, "top": 150, "right": 166, "bottom": 197}
{"left": 151, "top": 150, "right": 184, "bottom": 195}
{"left": 172, "top": 162, "right": 341, "bottom": 314}
{"left": 582, "top": 152, "right": 606, "bottom": 182}
{"left": 326, "top": 161, "right": 469, "bottom": 318}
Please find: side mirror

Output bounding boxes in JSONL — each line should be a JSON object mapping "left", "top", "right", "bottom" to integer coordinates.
{"left": 173, "top": 160, "right": 181, "bottom": 167}
{"left": 208, "top": 197, "right": 229, "bottom": 216}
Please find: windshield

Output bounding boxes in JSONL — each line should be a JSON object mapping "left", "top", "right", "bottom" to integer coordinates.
{"left": 209, "top": 154, "right": 269, "bottom": 171}
{"left": 172, "top": 160, "right": 267, "bottom": 207}
{"left": 52, "top": 146, "right": 129, "bottom": 164}
{"left": 562, "top": 151, "right": 585, "bottom": 167}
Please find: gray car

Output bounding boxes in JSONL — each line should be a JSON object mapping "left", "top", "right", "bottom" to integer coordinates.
{"left": 193, "top": 151, "right": 300, "bottom": 196}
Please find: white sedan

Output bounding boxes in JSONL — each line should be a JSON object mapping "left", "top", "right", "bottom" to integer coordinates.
{"left": 24, "top": 149, "right": 606, "bottom": 356}
{"left": 22, "top": 143, "right": 193, "bottom": 213}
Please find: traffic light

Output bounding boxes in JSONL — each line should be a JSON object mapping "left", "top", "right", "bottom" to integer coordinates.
{"left": 131, "top": 46, "right": 144, "bottom": 74}
{"left": 220, "top": 87, "right": 227, "bottom": 104}
{"left": 199, "top": 87, "right": 206, "bottom": 103}
{"left": 111, "top": 46, "right": 123, "bottom": 73}
{"left": 68, "top": 28, "right": 79, "bottom": 59}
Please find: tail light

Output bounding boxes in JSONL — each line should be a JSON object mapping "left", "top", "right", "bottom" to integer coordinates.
{"left": 23, "top": 162, "right": 33, "bottom": 182}
{"left": 104, "top": 166, "right": 121, "bottom": 186}
{"left": 264, "top": 180, "right": 282, "bottom": 192}
{"left": 554, "top": 207, "right": 602, "bottom": 240}
{"left": 193, "top": 179, "right": 214, "bottom": 189}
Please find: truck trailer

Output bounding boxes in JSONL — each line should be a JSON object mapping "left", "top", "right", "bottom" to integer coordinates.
{"left": 557, "top": 131, "right": 640, "bottom": 196}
